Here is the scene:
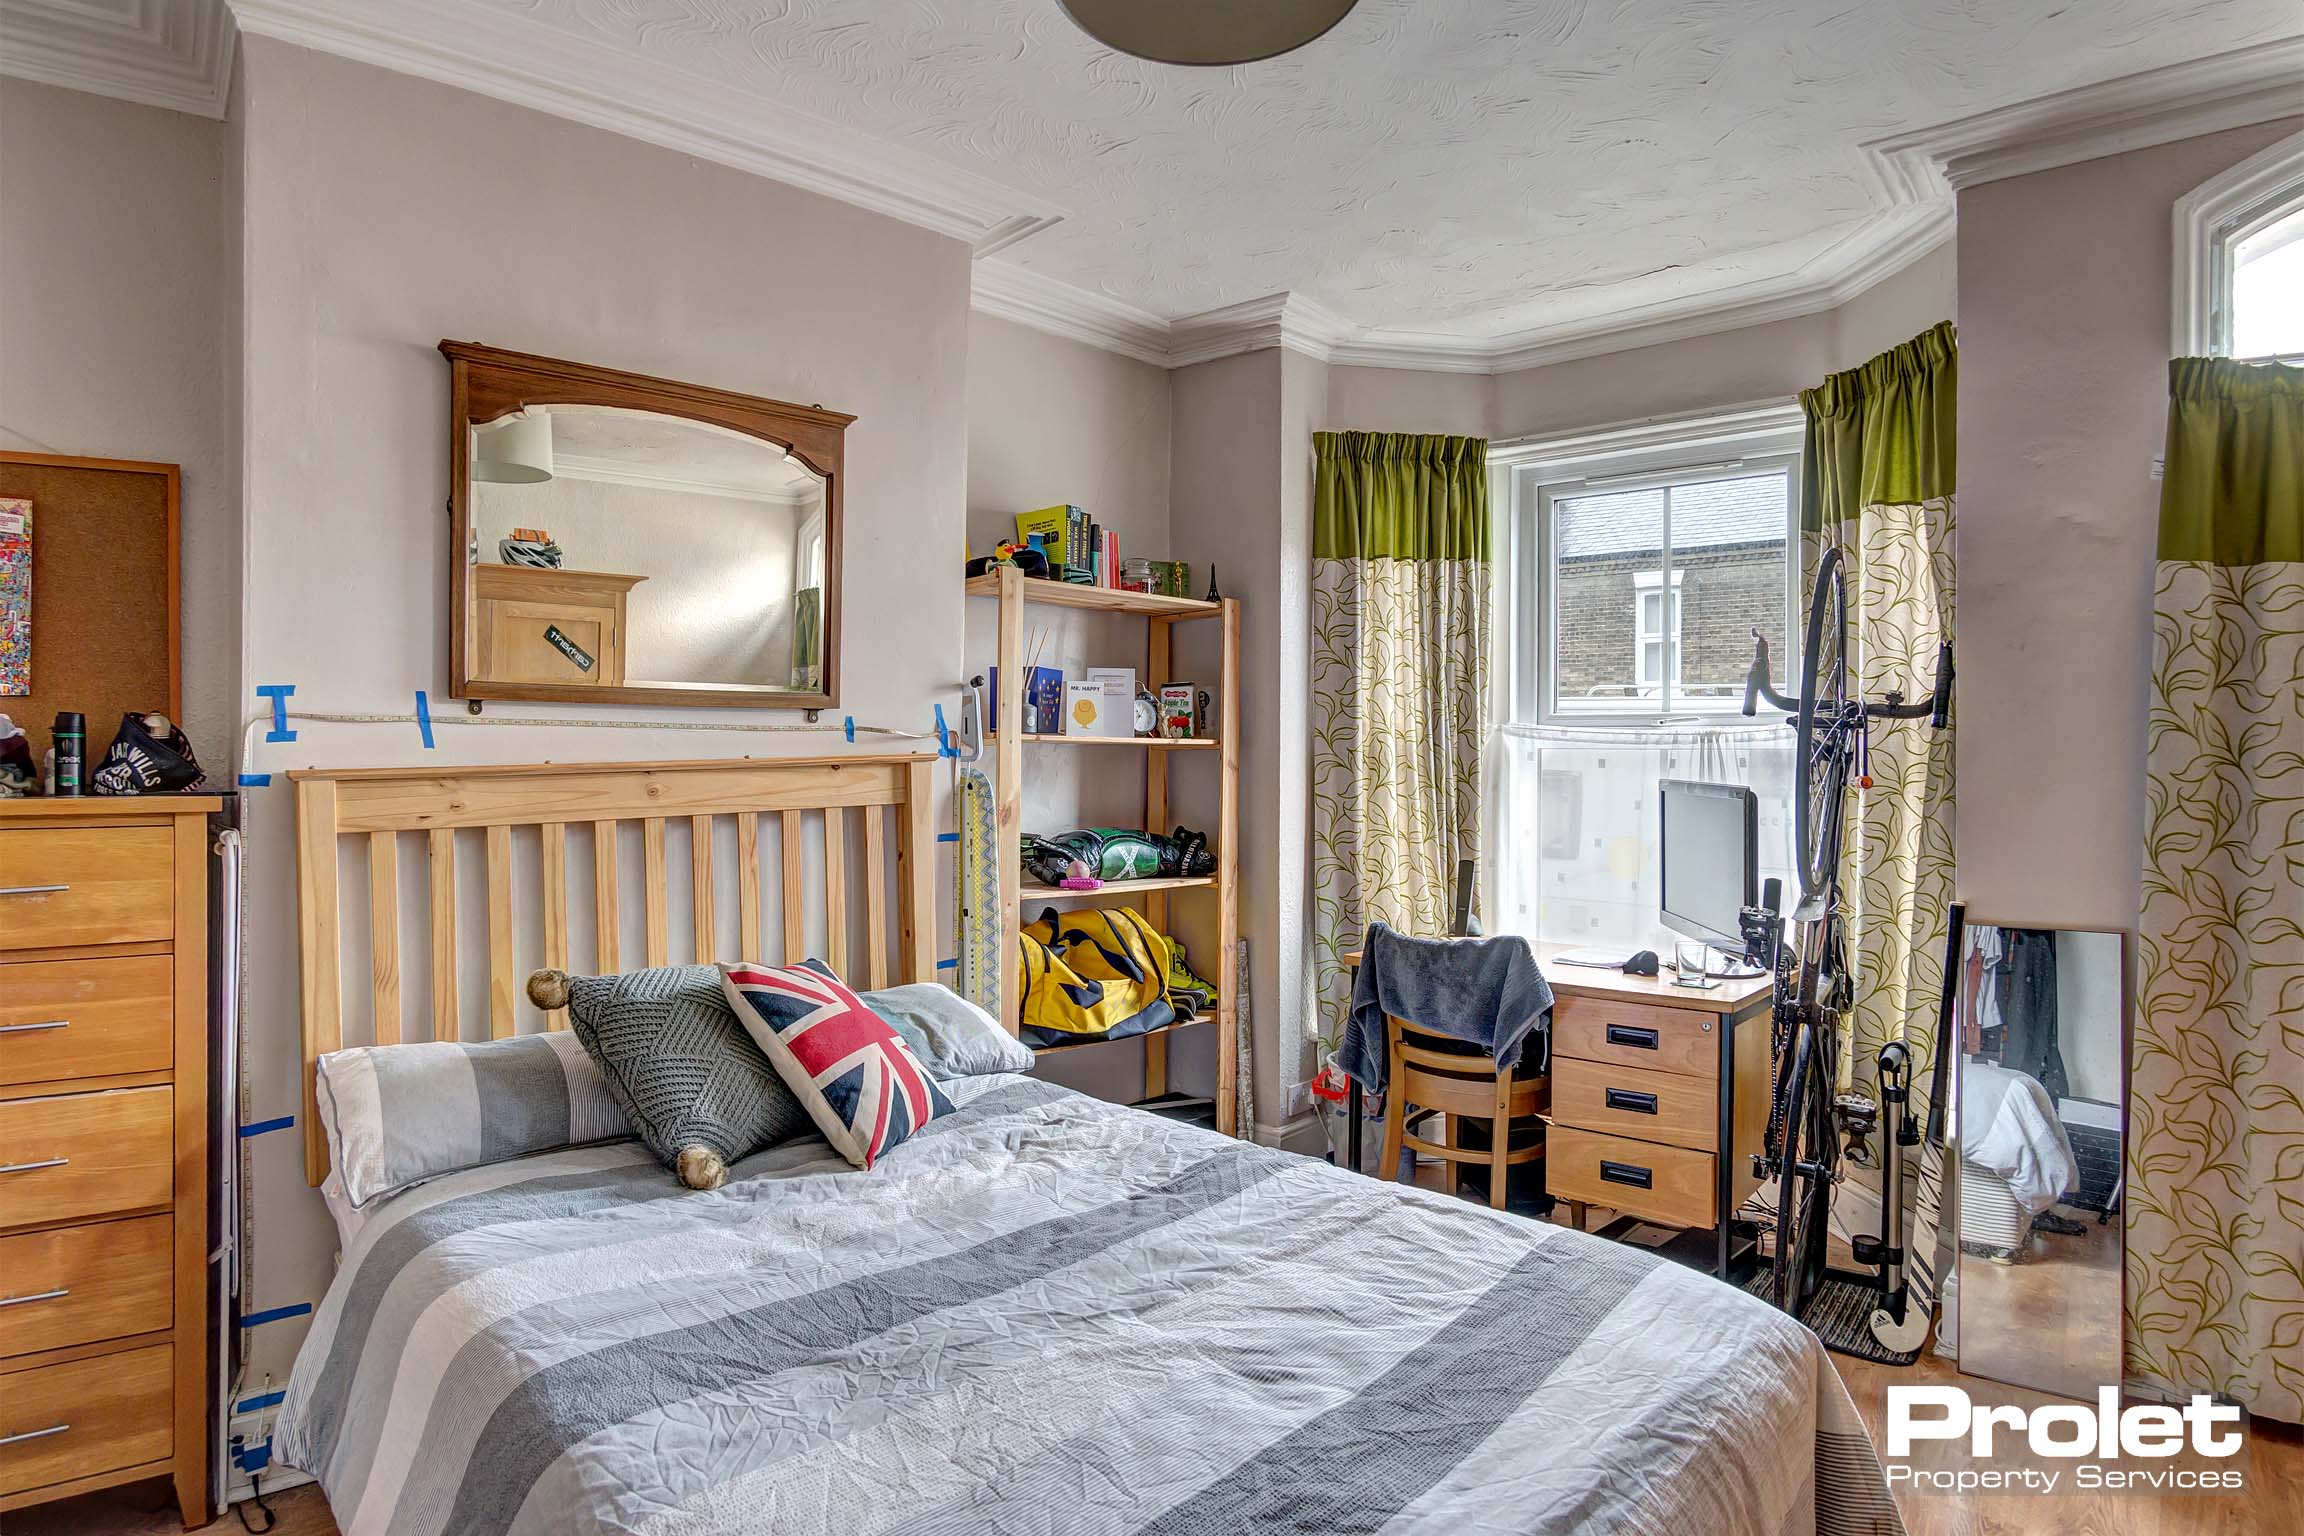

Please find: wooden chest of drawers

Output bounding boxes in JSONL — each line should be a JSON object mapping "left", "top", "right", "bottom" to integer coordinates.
{"left": 1542, "top": 972, "right": 1773, "bottom": 1278}
{"left": 0, "top": 798, "right": 216, "bottom": 1527}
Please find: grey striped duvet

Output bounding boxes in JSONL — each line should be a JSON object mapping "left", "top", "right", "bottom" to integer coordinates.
{"left": 275, "top": 1076, "right": 1903, "bottom": 1536}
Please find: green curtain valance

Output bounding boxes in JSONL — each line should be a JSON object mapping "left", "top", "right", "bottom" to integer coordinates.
{"left": 1801, "top": 320, "right": 1957, "bottom": 526}
{"left": 1312, "top": 431, "right": 1490, "bottom": 561}
{"left": 2156, "top": 357, "right": 2304, "bottom": 565}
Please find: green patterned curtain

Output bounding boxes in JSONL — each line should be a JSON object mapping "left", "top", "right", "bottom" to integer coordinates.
{"left": 1309, "top": 433, "right": 1492, "bottom": 1084}
{"left": 2138, "top": 357, "right": 2304, "bottom": 1423}
{"left": 1801, "top": 321, "right": 1957, "bottom": 1311}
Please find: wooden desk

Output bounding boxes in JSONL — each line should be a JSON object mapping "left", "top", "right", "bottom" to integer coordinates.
{"left": 1341, "top": 941, "right": 1775, "bottom": 1279}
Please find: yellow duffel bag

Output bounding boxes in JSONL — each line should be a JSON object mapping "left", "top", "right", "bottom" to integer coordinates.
{"left": 1015, "top": 906, "right": 1177, "bottom": 1048}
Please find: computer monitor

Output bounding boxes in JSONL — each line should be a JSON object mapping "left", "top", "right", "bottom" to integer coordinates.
{"left": 1659, "top": 778, "right": 1758, "bottom": 951}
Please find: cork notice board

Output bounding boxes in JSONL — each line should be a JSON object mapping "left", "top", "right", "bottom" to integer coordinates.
{"left": 0, "top": 452, "right": 180, "bottom": 760}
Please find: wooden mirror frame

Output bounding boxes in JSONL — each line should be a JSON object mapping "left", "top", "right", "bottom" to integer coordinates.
{"left": 443, "top": 340, "right": 852, "bottom": 711}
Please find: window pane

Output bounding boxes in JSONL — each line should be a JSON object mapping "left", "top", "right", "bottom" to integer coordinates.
{"left": 1666, "top": 470, "right": 1790, "bottom": 707}
{"left": 1553, "top": 487, "right": 1664, "bottom": 712}
{"left": 2233, "top": 206, "right": 2304, "bottom": 360}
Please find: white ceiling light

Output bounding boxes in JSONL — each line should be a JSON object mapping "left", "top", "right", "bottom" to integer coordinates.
{"left": 1056, "top": 0, "right": 1358, "bottom": 66}
{"left": 473, "top": 411, "right": 555, "bottom": 484}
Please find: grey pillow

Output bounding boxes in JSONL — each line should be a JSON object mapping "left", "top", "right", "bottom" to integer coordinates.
{"left": 864, "top": 983, "right": 1035, "bottom": 1079}
{"left": 553, "top": 964, "right": 810, "bottom": 1189}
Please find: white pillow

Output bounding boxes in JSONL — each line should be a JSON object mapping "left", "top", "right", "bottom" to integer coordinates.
{"left": 315, "top": 1029, "right": 629, "bottom": 1211}
{"left": 863, "top": 984, "right": 1035, "bottom": 1079}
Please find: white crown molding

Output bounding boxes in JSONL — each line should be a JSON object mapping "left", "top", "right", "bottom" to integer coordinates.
{"left": 1, "top": 0, "right": 237, "bottom": 119}
{"left": 227, "top": 0, "right": 1062, "bottom": 247}
{"left": 551, "top": 454, "right": 820, "bottom": 507}
{"left": 2171, "top": 129, "right": 2304, "bottom": 356}
{"left": 974, "top": 201, "right": 1952, "bottom": 377}
{"left": 968, "top": 259, "right": 1173, "bottom": 368}
{"left": 1866, "top": 36, "right": 2304, "bottom": 197}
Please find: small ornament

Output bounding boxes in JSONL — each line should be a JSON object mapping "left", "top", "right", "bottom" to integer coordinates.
{"left": 1058, "top": 857, "right": 1103, "bottom": 892}
{"left": 1203, "top": 564, "right": 1221, "bottom": 603}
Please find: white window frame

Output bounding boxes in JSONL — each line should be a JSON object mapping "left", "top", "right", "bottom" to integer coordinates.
{"left": 1493, "top": 401, "right": 1803, "bottom": 728}
{"left": 2173, "top": 130, "right": 2304, "bottom": 362}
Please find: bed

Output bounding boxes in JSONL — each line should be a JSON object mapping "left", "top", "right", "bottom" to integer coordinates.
{"left": 1957, "top": 1058, "right": 2078, "bottom": 1257}
{"left": 279, "top": 758, "right": 1901, "bottom": 1536}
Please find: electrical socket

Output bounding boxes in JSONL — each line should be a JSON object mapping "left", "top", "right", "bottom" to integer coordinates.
{"left": 1285, "top": 1080, "right": 1312, "bottom": 1119}
{"left": 226, "top": 1398, "right": 314, "bottom": 1507}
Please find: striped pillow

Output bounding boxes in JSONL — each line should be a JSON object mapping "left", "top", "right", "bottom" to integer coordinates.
{"left": 315, "top": 1031, "right": 629, "bottom": 1209}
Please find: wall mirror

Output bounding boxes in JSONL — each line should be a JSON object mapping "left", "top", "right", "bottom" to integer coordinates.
{"left": 1951, "top": 921, "right": 2126, "bottom": 1398}
{"left": 444, "top": 341, "right": 850, "bottom": 709}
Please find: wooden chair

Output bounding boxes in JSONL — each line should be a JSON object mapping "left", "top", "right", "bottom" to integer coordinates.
{"left": 1377, "top": 1015, "right": 1549, "bottom": 1210}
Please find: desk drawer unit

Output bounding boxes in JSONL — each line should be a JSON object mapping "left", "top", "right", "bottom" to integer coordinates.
{"left": 1552, "top": 1057, "right": 1716, "bottom": 1153}
{"left": 0, "top": 799, "right": 214, "bottom": 1526}
{"left": 1547, "top": 1127, "right": 1716, "bottom": 1230}
{"left": 1552, "top": 995, "right": 1717, "bottom": 1080}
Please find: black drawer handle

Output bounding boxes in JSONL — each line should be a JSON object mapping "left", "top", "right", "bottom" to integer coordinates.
{"left": 1604, "top": 1087, "right": 1659, "bottom": 1115}
{"left": 1606, "top": 1024, "right": 1659, "bottom": 1050}
{"left": 1600, "top": 1160, "right": 1653, "bottom": 1190}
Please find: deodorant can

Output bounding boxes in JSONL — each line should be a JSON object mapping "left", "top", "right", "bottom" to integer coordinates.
{"left": 51, "top": 711, "right": 84, "bottom": 797}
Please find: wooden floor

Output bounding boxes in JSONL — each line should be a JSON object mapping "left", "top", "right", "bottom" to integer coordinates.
{"left": 1953, "top": 1202, "right": 2125, "bottom": 1401}
{"left": 14, "top": 1184, "right": 2295, "bottom": 1536}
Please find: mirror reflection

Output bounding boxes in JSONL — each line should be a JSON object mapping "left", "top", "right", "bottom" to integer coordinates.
{"left": 467, "top": 405, "right": 827, "bottom": 693}
{"left": 1953, "top": 924, "right": 2125, "bottom": 1399}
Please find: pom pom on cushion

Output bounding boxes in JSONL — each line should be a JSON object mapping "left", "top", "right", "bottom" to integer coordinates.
{"left": 526, "top": 968, "right": 573, "bottom": 1012}
{"left": 719, "top": 960, "right": 953, "bottom": 1168}
{"left": 562, "top": 964, "right": 811, "bottom": 1184}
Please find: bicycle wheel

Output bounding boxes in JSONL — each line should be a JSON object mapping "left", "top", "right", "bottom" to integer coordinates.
{"left": 1794, "top": 547, "right": 1850, "bottom": 901}
{"left": 1772, "top": 1019, "right": 1835, "bottom": 1317}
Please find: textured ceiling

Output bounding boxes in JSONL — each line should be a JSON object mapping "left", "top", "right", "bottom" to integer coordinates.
{"left": 477, "top": 0, "right": 2301, "bottom": 339}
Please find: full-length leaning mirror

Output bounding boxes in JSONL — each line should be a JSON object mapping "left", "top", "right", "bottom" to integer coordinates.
{"left": 444, "top": 341, "right": 850, "bottom": 709}
{"left": 1951, "top": 921, "right": 2127, "bottom": 1399}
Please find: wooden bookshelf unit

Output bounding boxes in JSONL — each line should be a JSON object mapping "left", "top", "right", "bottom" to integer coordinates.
{"left": 970, "top": 565, "right": 1240, "bottom": 1135}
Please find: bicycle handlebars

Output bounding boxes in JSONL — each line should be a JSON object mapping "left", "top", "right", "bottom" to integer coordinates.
{"left": 1740, "top": 631, "right": 1953, "bottom": 728}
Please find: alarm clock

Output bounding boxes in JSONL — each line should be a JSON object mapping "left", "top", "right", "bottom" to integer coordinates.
{"left": 1134, "top": 690, "right": 1160, "bottom": 736}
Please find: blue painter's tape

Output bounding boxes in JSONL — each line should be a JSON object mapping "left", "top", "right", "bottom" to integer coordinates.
{"left": 235, "top": 1389, "right": 287, "bottom": 1414}
{"left": 935, "top": 831, "right": 959, "bottom": 843}
{"left": 415, "top": 690, "right": 436, "bottom": 749}
{"left": 237, "top": 1114, "right": 295, "bottom": 1139}
{"left": 935, "top": 957, "right": 959, "bottom": 971}
{"left": 236, "top": 1442, "right": 272, "bottom": 1472}
{"left": 237, "top": 772, "right": 272, "bottom": 787}
{"left": 257, "top": 684, "right": 296, "bottom": 743}
{"left": 242, "top": 1302, "right": 314, "bottom": 1329}
{"left": 844, "top": 715, "right": 855, "bottom": 743}
{"left": 933, "top": 703, "right": 952, "bottom": 758}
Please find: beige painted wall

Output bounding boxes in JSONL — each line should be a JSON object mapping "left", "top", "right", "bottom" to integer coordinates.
{"left": 1490, "top": 242, "right": 1958, "bottom": 441}
{"left": 1956, "top": 120, "right": 2301, "bottom": 929}
{"left": 963, "top": 311, "right": 1183, "bottom": 1102}
{"left": 0, "top": 78, "right": 239, "bottom": 759}
{"left": 229, "top": 36, "right": 971, "bottom": 1376}
{"left": 1324, "top": 363, "right": 1492, "bottom": 436}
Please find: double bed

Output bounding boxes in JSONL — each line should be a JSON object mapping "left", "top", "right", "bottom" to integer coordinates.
{"left": 280, "top": 758, "right": 1901, "bottom": 1535}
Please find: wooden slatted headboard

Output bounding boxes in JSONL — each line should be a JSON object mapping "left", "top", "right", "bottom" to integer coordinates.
{"left": 291, "top": 754, "right": 939, "bottom": 1183}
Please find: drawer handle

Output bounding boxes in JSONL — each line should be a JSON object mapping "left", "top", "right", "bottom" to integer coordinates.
{"left": 1600, "top": 1159, "right": 1654, "bottom": 1190}
{"left": 0, "top": 884, "right": 69, "bottom": 897}
{"left": 1604, "top": 1087, "right": 1659, "bottom": 1115}
{"left": 0, "top": 1423, "right": 69, "bottom": 1448}
{"left": 1605, "top": 1024, "right": 1660, "bottom": 1050}
{"left": 0, "top": 1288, "right": 67, "bottom": 1309}
{"left": 0, "top": 1020, "right": 68, "bottom": 1036}
{"left": 0, "top": 1158, "right": 67, "bottom": 1175}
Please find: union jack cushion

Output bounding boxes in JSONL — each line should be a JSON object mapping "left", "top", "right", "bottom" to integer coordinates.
{"left": 718, "top": 960, "right": 954, "bottom": 1168}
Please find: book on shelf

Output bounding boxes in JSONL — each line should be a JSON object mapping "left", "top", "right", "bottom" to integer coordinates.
{"left": 1015, "top": 505, "right": 1093, "bottom": 582}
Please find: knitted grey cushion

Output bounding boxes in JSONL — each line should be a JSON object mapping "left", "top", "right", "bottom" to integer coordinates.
{"left": 562, "top": 964, "right": 809, "bottom": 1187}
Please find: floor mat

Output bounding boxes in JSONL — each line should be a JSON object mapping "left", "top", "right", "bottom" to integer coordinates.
{"left": 1740, "top": 1266, "right": 1925, "bottom": 1366}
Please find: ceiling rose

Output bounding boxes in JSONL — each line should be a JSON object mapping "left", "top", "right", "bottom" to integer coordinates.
{"left": 1056, "top": 0, "right": 1360, "bottom": 66}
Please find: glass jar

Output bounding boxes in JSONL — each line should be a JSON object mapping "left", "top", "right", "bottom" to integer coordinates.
{"left": 1120, "top": 556, "right": 1156, "bottom": 593}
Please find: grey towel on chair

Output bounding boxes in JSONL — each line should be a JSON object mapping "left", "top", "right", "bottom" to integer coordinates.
{"left": 1339, "top": 922, "right": 1553, "bottom": 1096}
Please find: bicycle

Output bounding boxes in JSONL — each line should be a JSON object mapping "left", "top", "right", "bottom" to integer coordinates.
{"left": 1740, "top": 545, "right": 1952, "bottom": 1339}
